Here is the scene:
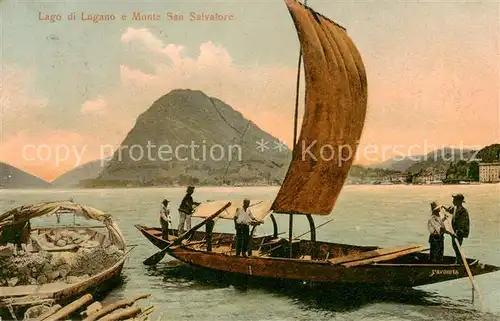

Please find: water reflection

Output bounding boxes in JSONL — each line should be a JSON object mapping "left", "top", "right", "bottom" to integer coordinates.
{"left": 148, "top": 262, "right": 439, "bottom": 311}
{"left": 142, "top": 262, "right": 500, "bottom": 320}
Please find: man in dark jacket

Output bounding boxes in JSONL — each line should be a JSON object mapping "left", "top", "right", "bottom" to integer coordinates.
{"left": 444, "top": 193, "right": 470, "bottom": 264}
{"left": 178, "top": 186, "right": 200, "bottom": 234}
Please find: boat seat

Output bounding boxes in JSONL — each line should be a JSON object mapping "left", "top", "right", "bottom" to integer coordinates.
{"left": 328, "top": 244, "right": 428, "bottom": 267}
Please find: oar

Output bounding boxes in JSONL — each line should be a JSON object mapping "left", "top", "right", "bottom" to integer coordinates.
{"left": 453, "top": 237, "right": 486, "bottom": 312}
{"left": 143, "top": 202, "right": 231, "bottom": 266}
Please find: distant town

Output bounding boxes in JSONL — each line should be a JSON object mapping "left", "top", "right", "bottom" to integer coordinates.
{"left": 346, "top": 161, "right": 500, "bottom": 186}
{"left": 347, "top": 144, "right": 500, "bottom": 186}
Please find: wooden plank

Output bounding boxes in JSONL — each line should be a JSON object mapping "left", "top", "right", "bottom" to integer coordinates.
{"left": 342, "top": 246, "right": 428, "bottom": 268}
{"left": 0, "top": 282, "right": 68, "bottom": 298}
{"left": 328, "top": 244, "right": 423, "bottom": 265}
{"left": 43, "top": 293, "right": 93, "bottom": 321}
{"left": 98, "top": 306, "right": 141, "bottom": 321}
{"left": 83, "top": 294, "right": 149, "bottom": 321}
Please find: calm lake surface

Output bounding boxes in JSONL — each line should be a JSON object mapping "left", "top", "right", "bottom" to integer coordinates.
{"left": 1, "top": 185, "right": 499, "bottom": 321}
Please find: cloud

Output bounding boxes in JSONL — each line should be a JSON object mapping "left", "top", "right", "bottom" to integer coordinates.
{"left": 98, "top": 28, "right": 300, "bottom": 145}
{"left": 121, "top": 27, "right": 186, "bottom": 64}
{"left": 81, "top": 97, "right": 107, "bottom": 115}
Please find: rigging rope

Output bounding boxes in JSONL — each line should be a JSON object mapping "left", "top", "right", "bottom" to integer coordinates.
{"left": 208, "top": 97, "right": 252, "bottom": 183}
{"left": 208, "top": 97, "right": 243, "bottom": 135}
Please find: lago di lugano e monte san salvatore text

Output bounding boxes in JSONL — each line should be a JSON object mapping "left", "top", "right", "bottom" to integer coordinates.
{"left": 38, "top": 11, "right": 235, "bottom": 23}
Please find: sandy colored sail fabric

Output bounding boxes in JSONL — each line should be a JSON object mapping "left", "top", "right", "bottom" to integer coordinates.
{"left": 271, "top": 0, "right": 368, "bottom": 215}
{"left": 0, "top": 200, "right": 126, "bottom": 249}
{"left": 192, "top": 200, "right": 273, "bottom": 221}
{"left": 0, "top": 200, "right": 111, "bottom": 227}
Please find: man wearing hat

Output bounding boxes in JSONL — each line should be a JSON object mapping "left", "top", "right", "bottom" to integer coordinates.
{"left": 443, "top": 193, "right": 470, "bottom": 264}
{"left": 233, "top": 199, "right": 260, "bottom": 257}
{"left": 178, "top": 186, "right": 201, "bottom": 234}
{"left": 160, "top": 199, "right": 171, "bottom": 240}
{"left": 427, "top": 201, "right": 447, "bottom": 263}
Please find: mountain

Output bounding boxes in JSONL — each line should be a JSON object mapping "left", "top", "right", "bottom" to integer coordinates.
{"left": 52, "top": 159, "right": 109, "bottom": 187}
{"left": 347, "top": 165, "right": 401, "bottom": 184}
{"left": 369, "top": 148, "right": 474, "bottom": 173}
{"left": 475, "top": 143, "right": 500, "bottom": 163}
{"left": 368, "top": 156, "right": 421, "bottom": 172}
{"left": 405, "top": 148, "right": 475, "bottom": 174}
{"left": 0, "top": 162, "right": 51, "bottom": 188}
{"left": 86, "top": 89, "right": 292, "bottom": 187}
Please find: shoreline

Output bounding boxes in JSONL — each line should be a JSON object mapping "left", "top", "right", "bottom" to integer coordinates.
{"left": 2, "top": 182, "right": 498, "bottom": 190}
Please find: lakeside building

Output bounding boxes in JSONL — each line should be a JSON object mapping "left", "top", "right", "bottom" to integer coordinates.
{"left": 412, "top": 172, "right": 446, "bottom": 184}
{"left": 479, "top": 162, "right": 500, "bottom": 183}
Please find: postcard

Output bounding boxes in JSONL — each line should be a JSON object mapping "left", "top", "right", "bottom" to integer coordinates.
{"left": 1, "top": 0, "right": 499, "bottom": 320}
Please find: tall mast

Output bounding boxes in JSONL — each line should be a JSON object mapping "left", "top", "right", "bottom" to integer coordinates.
{"left": 289, "top": 0, "right": 307, "bottom": 258}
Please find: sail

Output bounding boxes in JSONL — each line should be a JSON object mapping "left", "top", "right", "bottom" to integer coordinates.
{"left": 271, "top": 0, "right": 368, "bottom": 215}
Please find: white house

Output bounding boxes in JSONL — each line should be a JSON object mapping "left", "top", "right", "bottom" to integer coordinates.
{"left": 479, "top": 162, "right": 500, "bottom": 183}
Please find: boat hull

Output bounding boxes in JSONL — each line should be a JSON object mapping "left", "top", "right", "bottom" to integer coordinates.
{"left": 136, "top": 225, "right": 500, "bottom": 287}
{"left": 167, "top": 246, "right": 497, "bottom": 287}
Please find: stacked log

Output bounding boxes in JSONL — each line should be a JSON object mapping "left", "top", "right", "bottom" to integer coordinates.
{"left": 25, "top": 293, "right": 153, "bottom": 321}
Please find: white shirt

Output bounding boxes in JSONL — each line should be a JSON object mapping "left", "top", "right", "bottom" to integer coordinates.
{"left": 235, "top": 207, "right": 256, "bottom": 225}
{"left": 160, "top": 205, "right": 171, "bottom": 223}
{"left": 428, "top": 214, "right": 444, "bottom": 235}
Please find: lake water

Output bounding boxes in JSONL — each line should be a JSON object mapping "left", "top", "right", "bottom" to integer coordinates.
{"left": 1, "top": 184, "right": 499, "bottom": 321}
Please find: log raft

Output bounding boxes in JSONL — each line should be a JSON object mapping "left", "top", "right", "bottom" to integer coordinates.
{"left": 27, "top": 293, "right": 153, "bottom": 321}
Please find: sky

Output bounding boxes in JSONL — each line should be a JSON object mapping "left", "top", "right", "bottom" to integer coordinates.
{"left": 0, "top": 0, "right": 499, "bottom": 181}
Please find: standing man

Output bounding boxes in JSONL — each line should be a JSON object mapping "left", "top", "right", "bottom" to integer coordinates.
{"left": 160, "top": 199, "right": 171, "bottom": 240}
{"left": 427, "top": 201, "right": 446, "bottom": 263}
{"left": 443, "top": 193, "right": 470, "bottom": 264}
{"left": 234, "top": 199, "right": 259, "bottom": 257}
{"left": 178, "top": 186, "right": 200, "bottom": 235}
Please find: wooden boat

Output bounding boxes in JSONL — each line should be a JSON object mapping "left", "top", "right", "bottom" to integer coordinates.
{"left": 137, "top": 0, "right": 500, "bottom": 289}
{"left": 135, "top": 221, "right": 499, "bottom": 287}
{"left": 0, "top": 201, "right": 130, "bottom": 317}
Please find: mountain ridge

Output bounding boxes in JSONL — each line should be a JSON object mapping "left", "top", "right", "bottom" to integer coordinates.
{"left": 86, "top": 89, "right": 292, "bottom": 187}
{"left": 0, "top": 162, "right": 51, "bottom": 189}
{"left": 51, "top": 159, "right": 109, "bottom": 187}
